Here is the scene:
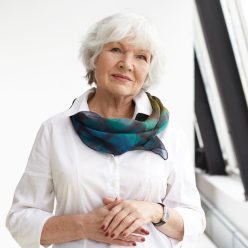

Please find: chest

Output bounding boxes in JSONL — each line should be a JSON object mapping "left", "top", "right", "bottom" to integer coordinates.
{"left": 50, "top": 122, "right": 172, "bottom": 209}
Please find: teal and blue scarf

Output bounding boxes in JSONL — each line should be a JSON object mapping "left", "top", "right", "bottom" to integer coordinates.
{"left": 70, "top": 92, "right": 169, "bottom": 160}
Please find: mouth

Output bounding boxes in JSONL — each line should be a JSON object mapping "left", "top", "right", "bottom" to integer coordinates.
{"left": 111, "top": 74, "right": 132, "bottom": 82}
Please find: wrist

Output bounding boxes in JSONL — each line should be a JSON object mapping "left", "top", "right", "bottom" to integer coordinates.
{"left": 152, "top": 203, "right": 164, "bottom": 223}
{"left": 152, "top": 203, "right": 170, "bottom": 226}
{"left": 74, "top": 214, "right": 88, "bottom": 239}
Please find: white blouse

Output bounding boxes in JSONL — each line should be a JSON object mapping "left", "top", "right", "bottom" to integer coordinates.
{"left": 6, "top": 88, "right": 206, "bottom": 248}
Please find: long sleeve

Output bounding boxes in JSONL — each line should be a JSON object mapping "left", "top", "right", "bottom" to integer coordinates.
{"left": 6, "top": 123, "right": 55, "bottom": 248}
{"left": 162, "top": 126, "right": 206, "bottom": 247}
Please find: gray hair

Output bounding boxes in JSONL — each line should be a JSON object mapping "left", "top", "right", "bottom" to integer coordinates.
{"left": 79, "top": 12, "right": 165, "bottom": 89}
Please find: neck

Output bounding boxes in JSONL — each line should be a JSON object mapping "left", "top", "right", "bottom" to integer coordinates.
{"left": 88, "top": 90, "right": 135, "bottom": 119}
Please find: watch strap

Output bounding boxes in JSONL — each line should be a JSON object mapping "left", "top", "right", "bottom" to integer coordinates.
{"left": 152, "top": 203, "right": 170, "bottom": 226}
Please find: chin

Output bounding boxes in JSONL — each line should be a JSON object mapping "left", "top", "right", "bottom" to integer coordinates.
{"left": 115, "top": 89, "right": 140, "bottom": 99}
{"left": 109, "top": 84, "right": 134, "bottom": 96}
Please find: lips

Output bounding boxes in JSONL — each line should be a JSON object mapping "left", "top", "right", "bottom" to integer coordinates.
{"left": 112, "top": 73, "right": 132, "bottom": 81}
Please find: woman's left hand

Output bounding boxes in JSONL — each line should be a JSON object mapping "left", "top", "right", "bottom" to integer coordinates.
{"left": 102, "top": 197, "right": 163, "bottom": 239}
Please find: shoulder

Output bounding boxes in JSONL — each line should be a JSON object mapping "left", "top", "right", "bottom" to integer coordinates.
{"left": 40, "top": 111, "right": 68, "bottom": 131}
{"left": 40, "top": 88, "right": 93, "bottom": 131}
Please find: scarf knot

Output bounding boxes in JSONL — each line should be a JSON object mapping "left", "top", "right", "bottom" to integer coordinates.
{"left": 70, "top": 92, "right": 169, "bottom": 160}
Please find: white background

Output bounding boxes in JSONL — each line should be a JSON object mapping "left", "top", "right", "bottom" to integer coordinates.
{"left": 0, "top": 0, "right": 193, "bottom": 247}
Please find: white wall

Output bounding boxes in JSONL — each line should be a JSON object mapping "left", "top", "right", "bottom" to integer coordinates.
{"left": 0, "top": 0, "right": 193, "bottom": 247}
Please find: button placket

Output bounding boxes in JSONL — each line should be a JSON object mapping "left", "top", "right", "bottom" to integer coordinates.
{"left": 111, "top": 154, "right": 120, "bottom": 197}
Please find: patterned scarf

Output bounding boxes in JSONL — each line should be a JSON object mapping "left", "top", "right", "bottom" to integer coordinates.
{"left": 70, "top": 92, "right": 169, "bottom": 160}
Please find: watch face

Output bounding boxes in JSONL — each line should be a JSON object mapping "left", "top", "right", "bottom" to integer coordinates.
{"left": 162, "top": 208, "right": 170, "bottom": 223}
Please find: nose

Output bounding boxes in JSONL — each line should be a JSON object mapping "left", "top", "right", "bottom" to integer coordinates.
{"left": 118, "top": 54, "right": 133, "bottom": 72}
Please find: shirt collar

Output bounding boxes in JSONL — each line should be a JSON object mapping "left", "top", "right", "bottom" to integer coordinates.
{"left": 66, "top": 88, "right": 152, "bottom": 118}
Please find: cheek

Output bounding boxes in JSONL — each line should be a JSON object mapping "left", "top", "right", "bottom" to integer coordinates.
{"left": 137, "top": 66, "right": 150, "bottom": 82}
{"left": 95, "top": 62, "right": 110, "bottom": 80}
{"left": 95, "top": 54, "right": 116, "bottom": 75}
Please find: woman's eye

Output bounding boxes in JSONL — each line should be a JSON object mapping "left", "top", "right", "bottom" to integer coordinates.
{"left": 110, "top": 47, "right": 122, "bottom": 53}
{"left": 136, "top": 55, "right": 147, "bottom": 61}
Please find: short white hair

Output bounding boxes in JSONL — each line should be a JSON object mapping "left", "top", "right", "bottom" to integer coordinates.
{"left": 79, "top": 12, "right": 165, "bottom": 89}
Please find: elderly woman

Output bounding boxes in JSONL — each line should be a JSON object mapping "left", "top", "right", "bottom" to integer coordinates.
{"left": 6, "top": 12, "right": 205, "bottom": 248}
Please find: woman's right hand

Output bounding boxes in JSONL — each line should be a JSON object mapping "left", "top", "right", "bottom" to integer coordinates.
{"left": 83, "top": 199, "right": 147, "bottom": 246}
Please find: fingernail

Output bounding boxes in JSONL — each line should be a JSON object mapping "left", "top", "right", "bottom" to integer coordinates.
{"left": 141, "top": 229, "right": 147, "bottom": 234}
{"left": 132, "top": 242, "right": 136, "bottom": 246}
{"left": 105, "top": 232, "right": 109, "bottom": 237}
{"left": 110, "top": 233, "right": 115, "bottom": 238}
{"left": 141, "top": 237, "right": 145, "bottom": 242}
{"left": 122, "top": 232, "right": 127, "bottom": 237}
{"left": 101, "top": 225, "right": 105, "bottom": 230}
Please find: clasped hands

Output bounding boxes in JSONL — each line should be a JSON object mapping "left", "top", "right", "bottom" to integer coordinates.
{"left": 84, "top": 196, "right": 163, "bottom": 246}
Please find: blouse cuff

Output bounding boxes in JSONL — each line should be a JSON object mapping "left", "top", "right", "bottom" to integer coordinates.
{"left": 173, "top": 207, "right": 206, "bottom": 247}
{"left": 7, "top": 209, "right": 53, "bottom": 248}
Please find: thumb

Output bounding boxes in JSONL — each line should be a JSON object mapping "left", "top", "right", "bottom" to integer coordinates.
{"left": 103, "top": 196, "right": 123, "bottom": 210}
{"left": 102, "top": 196, "right": 115, "bottom": 205}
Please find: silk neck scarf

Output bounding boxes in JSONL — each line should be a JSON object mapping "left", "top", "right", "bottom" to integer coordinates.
{"left": 70, "top": 92, "right": 169, "bottom": 160}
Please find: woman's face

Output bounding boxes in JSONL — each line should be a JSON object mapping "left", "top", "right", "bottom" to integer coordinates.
{"left": 94, "top": 39, "right": 151, "bottom": 98}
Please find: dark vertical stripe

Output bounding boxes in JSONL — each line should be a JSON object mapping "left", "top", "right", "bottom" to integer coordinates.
{"left": 195, "top": 130, "right": 208, "bottom": 172}
{"left": 195, "top": 55, "right": 226, "bottom": 175}
{"left": 195, "top": 0, "right": 248, "bottom": 199}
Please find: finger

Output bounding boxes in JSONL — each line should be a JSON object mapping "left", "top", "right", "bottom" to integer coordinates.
{"left": 120, "top": 234, "right": 146, "bottom": 243}
{"left": 108, "top": 214, "right": 136, "bottom": 238}
{"left": 107, "top": 212, "right": 134, "bottom": 239}
{"left": 103, "top": 197, "right": 115, "bottom": 205}
{"left": 122, "top": 219, "right": 144, "bottom": 238}
{"left": 133, "top": 227, "right": 150, "bottom": 235}
{"left": 111, "top": 239, "right": 137, "bottom": 246}
{"left": 105, "top": 198, "right": 122, "bottom": 211}
{"left": 103, "top": 196, "right": 123, "bottom": 206}
{"left": 102, "top": 204, "right": 123, "bottom": 231}
{"left": 101, "top": 201, "right": 122, "bottom": 230}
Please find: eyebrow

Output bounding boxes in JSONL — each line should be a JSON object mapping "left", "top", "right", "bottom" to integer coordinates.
{"left": 108, "top": 42, "right": 151, "bottom": 53}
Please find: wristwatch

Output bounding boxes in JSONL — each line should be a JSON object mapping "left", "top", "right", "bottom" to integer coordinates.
{"left": 152, "top": 203, "right": 170, "bottom": 226}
